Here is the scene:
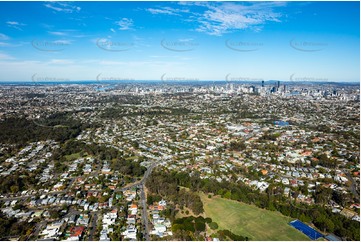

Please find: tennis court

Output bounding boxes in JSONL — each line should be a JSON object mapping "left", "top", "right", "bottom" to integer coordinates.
{"left": 289, "top": 220, "right": 324, "bottom": 240}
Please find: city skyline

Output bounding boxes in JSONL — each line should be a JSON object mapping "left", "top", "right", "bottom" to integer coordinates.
{"left": 0, "top": 1, "right": 360, "bottom": 82}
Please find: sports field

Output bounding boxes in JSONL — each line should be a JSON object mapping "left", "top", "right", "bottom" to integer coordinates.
{"left": 200, "top": 193, "right": 310, "bottom": 241}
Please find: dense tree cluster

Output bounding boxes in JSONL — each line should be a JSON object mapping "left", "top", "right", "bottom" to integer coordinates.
{"left": 229, "top": 140, "right": 246, "bottom": 151}
{"left": 0, "top": 211, "right": 35, "bottom": 240}
{"left": 312, "top": 153, "right": 337, "bottom": 168}
{"left": 101, "top": 95, "right": 142, "bottom": 105}
{"left": 260, "top": 132, "right": 281, "bottom": 141}
{"left": 0, "top": 170, "right": 38, "bottom": 194}
{"left": 170, "top": 215, "right": 249, "bottom": 240}
{"left": 146, "top": 194, "right": 162, "bottom": 205}
{"left": 110, "top": 159, "right": 146, "bottom": 177}
{"left": 171, "top": 216, "right": 229, "bottom": 240}
{"left": 0, "top": 211, "right": 16, "bottom": 239}
{"left": 52, "top": 140, "right": 146, "bottom": 177}
{"left": 216, "top": 230, "right": 248, "bottom": 241}
{"left": 146, "top": 171, "right": 204, "bottom": 215}
{"left": 0, "top": 114, "right": 88, "bottom": 145}
{"left": 172, "top": 216, "right": 206, "bottom": 233}
{"left": 101, "top": 106, "right": 190, "bottom": 119}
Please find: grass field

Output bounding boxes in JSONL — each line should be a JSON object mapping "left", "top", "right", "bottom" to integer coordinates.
{"left": 125, "top": 156, "right": 139, "bottom": 160}
{"left": 200, "top": 193, "right": 310, "bottom": 241}
{"left": 65, "top": 152, "right": 82, "bottom": 161}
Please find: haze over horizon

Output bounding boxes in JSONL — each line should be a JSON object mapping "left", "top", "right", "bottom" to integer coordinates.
{"left": 0, "top": 1, "right": 359, "bottom": 82}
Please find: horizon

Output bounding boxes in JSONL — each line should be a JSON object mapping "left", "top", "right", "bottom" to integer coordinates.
{"left": 0, "top": 1, "right": 360, "bottom": 82}
{"left": 0, "top": 79, "right": 359, "bottom": 84}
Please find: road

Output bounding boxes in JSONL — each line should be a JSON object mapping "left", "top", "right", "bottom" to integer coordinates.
{"left": 344, "top": 170, "right": 360, "bottom": 202}
{"left": 88, "top": 211, "right": 99, "bottom": 241}
{"left": 116, "top": 162, "right": 156, "bottom": 239}
{"left": 33, "top": 221, "right": 47, "bottom": 238}
{"left": 140, "top": 185, "right": 150, "bottom": 240}
{"left": 139, "top": 162, "right": 157, "bottom": 240}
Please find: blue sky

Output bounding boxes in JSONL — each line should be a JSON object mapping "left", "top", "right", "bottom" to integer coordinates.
{"left": 0, "top": 1, "right": 359, "bottom": 82}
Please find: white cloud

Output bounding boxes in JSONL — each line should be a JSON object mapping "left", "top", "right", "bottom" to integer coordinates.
{"left": 0, "top": 37, "right": 24, "bottom": 47}
{"left": 147, "top": 7, "right": 189, "bottom": 16}
{"left": 115, "top": 18, "right": 133, "bottom": 30}
{"left": 195, "top": 2, "right": 284, "bottom": 36}
{"left": 0, "top": 42, "right": 17, "bottom": 47}
{"left": 0, "top": 33, "right": 9, "bottom": 40}
{"left": 48, "top": 31, "right": 67, "bottom": 36}
{"left": 0, "top": 52, "right": 15, "bottom": 60}
{"left": 73, "top": 34, "right": 89, "bottom": 38}
{"left": 146, "top": 2, "right": 285, "bottom": 36}
{"left": 44, "top": 2, "right": 81, "bottom": 13}
{"left": 99, "top": 60, "right": 126, "bottom": 65}
{"left": 53, "top": 40, "right": 72, "bottom": 45}
{"left": 6, "top": 21, "right": 26, "bottom": 30}
{"left": 7, "top": 21, "right": 19, "bottom": 25}
{"left": 49, "top": 59, "right": 74, "bottom": 65}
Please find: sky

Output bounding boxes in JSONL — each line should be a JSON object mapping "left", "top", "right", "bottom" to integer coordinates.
{"left": 0, "top": 1, "right": 359, "bottom": 82}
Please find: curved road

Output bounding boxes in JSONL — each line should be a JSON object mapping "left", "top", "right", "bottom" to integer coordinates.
{"left": 114, "top": 162, "right": 156, "bottom": 240}
{"left": 344, "top": 170, "right": 360, "bottom": 202}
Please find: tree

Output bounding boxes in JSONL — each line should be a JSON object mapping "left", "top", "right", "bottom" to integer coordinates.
{"left": 195, "top": 221, "right": 206, "bottom": 231}
{"left": 315, "top": 186, "right": 332, "bottom": 205}
{"left": 223, "top": 191, "right": 232, "bottom": 199}
{"left": 49, "top": 210, "right": 61, "bottom": 219}
{"left": 229, "top": 141, "right": 246, "bottom": 151}
{"left": 299, "top": 213, "right": 311, "bottom": 223}
{"left": 324, "top": 219, "right": 335, "bottom": 233}
{"left": 10, "top": 185, "right": 19, "bottom": 194}
{"left": 88, "top": 196, "right": 98, "bottom": 204}
{"left": 99, "top": 195, "right": 110, "bottom": 203}
{"left": 315, "top": 215, "right": 335, "bottom": 233}
{"left": 205, "top": 217, "right": 212, "bottom": 224}
{"left": 209, "top": 222, "right": 218, "bottom": 230}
